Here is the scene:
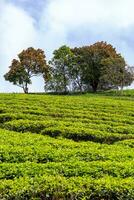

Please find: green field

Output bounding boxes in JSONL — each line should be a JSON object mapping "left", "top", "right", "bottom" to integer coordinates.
{"left": 0, "top": 91, "right": 134, "bottom": 199}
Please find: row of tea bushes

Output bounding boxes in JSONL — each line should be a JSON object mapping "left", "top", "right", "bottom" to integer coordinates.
{"left": 1, "top": 129, "right": 134, "bottom": 163}
{"left": 1, "top": 161, "right": 134, "bottom": 180}
{"left": 3, "top": 119, "right": 134, "bottom": 143}
{"left": 41, "top": 126, "right": 134, "bottom": 143}
{"left": 1, "top": 93, "right": 134, "bottom": 199}
{"left": 1, "top": 93, "right": 134, "bottom": 145}
{"left": 1, "top": 175, "right": 134, "bottom": 200}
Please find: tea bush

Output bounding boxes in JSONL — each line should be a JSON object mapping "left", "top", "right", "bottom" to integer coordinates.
{"left": 0, "top": 93, "right": 134, "bottom": 199}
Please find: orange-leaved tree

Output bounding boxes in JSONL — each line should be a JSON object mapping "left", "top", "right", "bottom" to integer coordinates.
{"left": 4, "top": 47, "right": 50, "bottom": 93}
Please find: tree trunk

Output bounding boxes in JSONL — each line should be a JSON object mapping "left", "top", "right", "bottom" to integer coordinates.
{"left": 62, "top": 65, "right": 68, "bottom": 93}
{"left": 120, "top": 78, "right": 124, "bottom": 92}
{"left": 63, "top": 75, "right": 67, "bottom": 93}
{"left": 78, "top": 85, "right": 83, "bottom": 93}
{"left": 25, "top": 87, "right": 29, "bottom": 94}
{"left": 23, "top": 83, "right": 29, "bottom": 93}
{"left": 91, "top": 82, "right": 98, "bottom": 93}
{"left": 77, "top": 81, "right": 83, "bottom": 93}
{"left": 23, "top": 87, "right": 28, "bottom": 93}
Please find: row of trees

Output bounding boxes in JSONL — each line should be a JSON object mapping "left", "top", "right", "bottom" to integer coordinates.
{"left": 4, "top": 41, "right": 134, "bottom": 93}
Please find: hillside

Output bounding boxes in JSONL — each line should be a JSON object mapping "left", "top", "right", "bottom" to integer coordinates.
{"left": 0, "top": 92, "right": 134, "bottom": 199}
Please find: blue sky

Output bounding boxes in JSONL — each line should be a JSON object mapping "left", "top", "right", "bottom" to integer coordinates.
{"left": 0, "top": 0, "right": 134, "bottom": 92}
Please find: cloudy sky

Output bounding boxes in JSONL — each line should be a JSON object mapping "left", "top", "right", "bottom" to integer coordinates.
{"left": 0, "top": 0, "right": 134, "bottom": 92}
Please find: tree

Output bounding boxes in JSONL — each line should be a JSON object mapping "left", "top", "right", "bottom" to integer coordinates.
{"left": 4, "top": 47, "right": 49, "bottom": 93}
{"left": 69, "top": 48, "right": 85, "bottom": 92}
{"left": 100, "top": 56, "right": 133, "bottom": 90}
{"left": 45, "top": 45, "right": 73, "bottom": 93}
{"left": 72, "top": 41, "right": 121, "bottom": 92}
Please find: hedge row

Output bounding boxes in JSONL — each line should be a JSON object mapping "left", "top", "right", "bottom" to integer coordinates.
{"left": 1, "top": 175, "right": 134, "bottom": 200}
{"left": 1, "top": 161, "right": 134, "bottom": 180}
{"left": 3, "top": 119, "right": 134, "bottom": 143}
{"left": 1, "top": 129, "right": 134, "bottom": 163}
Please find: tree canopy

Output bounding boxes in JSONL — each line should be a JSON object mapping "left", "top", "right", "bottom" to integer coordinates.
{"left": 45, "top": 45, "right": 73, "bottom": 93}
{"left": 100, "top": 56, "right": 133, "bottom": 90}
{"left": 4, "top": 47, "right": 49, "bottom": 93}
{"left": 72, "top": 41, "right": 126, "bottom": 92}
{"left": 3, "top": 42, "right": 134, "bottom": 93}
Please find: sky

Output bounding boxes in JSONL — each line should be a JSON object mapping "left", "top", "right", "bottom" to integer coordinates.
{"left": 1, "top": 0, "right": 134, "bottom": 92}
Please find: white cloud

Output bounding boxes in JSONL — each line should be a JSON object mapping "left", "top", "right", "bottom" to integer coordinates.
{"left": 41, "top": 0, "right": 134, "bottom": 29}
{"left": 39, "top": 0, "right": 134, "bottom": 56}
{"left": 1, "top": 0, "right": 134, "bottom": 92}
{"left": 0, "top": 0, "right": 42, "bottom": 92}
{"left": 0, "top": 3, "right": 37, "bottom": 57}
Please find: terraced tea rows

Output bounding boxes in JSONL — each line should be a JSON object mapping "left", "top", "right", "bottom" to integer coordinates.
{"left": 0, "top": 93, "right": 134, "bottom": 199}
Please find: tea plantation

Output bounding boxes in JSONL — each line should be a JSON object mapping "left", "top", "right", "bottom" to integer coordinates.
{"left": 0, "top": 91, "right": 134, "bottom": 199}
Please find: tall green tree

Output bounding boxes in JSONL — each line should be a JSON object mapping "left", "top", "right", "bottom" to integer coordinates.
{"left": 72, "top": 41, "right": 122, "bottom": 92}
{"left": 69, "top": 48, "right": 85, "bottom": 92}
{"left": 4, "top": 47, "right": 49, "bottom": 93}
{"left": 100, "top": 56, "right": 133, "bottom": 90}
{"left": 45, "top": 45, "right": 73, "bottom": 93}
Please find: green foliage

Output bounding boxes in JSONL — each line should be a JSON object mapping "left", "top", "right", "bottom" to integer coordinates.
{"left": 72, "top": 41, "right": 122, "bottom": 92}
{"left": 1, "top": 176, "right": 134, "bottom": 200}
{"left": 100, "top": 56, "right": 133, "bottom": 90}
{"left": 46, "top": 42, "right": 133, "bottom": 93}
{"left": 0, "top": 93, "right": 134, "bottom": 199}
{"left": 45, "top": 45, "right": 74, "bottom": 93}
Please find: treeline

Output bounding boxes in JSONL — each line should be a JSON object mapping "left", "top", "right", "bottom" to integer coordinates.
{"left": 4, "top": 41, "right": 134, "bottom": 93}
